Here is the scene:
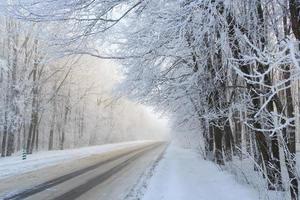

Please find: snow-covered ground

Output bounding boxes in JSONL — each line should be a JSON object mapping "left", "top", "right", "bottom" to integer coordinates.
{"left": 0, "top": 140, "right": 153, "bottom": 180}
{"left": 143, "top": 142, "right": 260, "bottom": 200}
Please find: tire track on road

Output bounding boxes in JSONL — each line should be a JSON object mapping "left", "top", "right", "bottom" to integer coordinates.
{"left": 3, "top": 143, "right": 161, "bottom": 200}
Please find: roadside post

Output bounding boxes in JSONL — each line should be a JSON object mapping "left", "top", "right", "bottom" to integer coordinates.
{"left": 22, "top": 148, "right": 27, "bottom": 160}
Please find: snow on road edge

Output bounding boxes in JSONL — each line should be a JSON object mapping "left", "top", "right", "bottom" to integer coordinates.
{"left": 125, "top": 143, "right": 168, "bottom": 200}
{"left": 142, "top": 141, "right": 260, "bottom": 200}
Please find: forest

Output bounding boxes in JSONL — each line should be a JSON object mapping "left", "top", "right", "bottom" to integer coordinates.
{"left": 0, "top": 0, "right": 300, "bottom": 199}
{"left": 0, "top": 17, "right": 167, "bottom": 156}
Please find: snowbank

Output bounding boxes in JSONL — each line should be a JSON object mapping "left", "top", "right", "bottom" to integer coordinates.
{"left": 143, "top": 142, "right": 259, "bottom": 200}
{"left": 0, "top": 140, "right": 153, "bottom": 180}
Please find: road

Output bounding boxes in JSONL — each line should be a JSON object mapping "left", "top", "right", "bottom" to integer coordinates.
{"left": 0, "top": 142, "right": 167, "bottom": 200}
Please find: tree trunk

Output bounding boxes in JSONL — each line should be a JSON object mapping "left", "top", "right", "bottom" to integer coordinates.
{"left": 28, "top": 39, "right": 40, "bottom": 154}
{"left": 283, "top": 67, "right": 298, "bottom": 199}
{"left": 263, "top": 67, "right": 283, "bottom": 190}
{"left": 29, "top": 112, "right": 38, "bottom": 154}
{"left": 6, "top": 129, "right": 15, "bottom": 156}
{"left": 201, "top": 118, "right": 213, "bottom": 160}
{"left": 1, "top": 118, "right": 7, "bottom": 157}
{"left": 48, "top": 84, "right": 57, "bottom": 151}
{"left": 224, "top": 119, "right": 233, "bottom": 161}
{"left": 206, "top": 123, "right": 214, "bottom": 160}
{"left": 284, "top": 2, "right": 300, "bottom": 197}
{"left": 16, "top": 127, "right": 21, "bottom": 152}
{"left": 234, "top": 112, "right": 242, "bottom": 159}
{"left": 213, "top": 122, "right": 224, "bottom": 165}
{"left": 48, "top": 129, "right": 54, "bottom": 150}
{"left": 35, "top": 128, "right": 39, "bottom": 151}
{"left": 270, "top": 133, "right": 283, "bottom": 190}
{"left": 252, "top": 132, "right": 261, "bottom": 171}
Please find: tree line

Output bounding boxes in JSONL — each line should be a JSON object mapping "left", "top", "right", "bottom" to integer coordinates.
{"left": 118, "top": 1, "right": 300, "bottom": 199}
{"left": 0, "top": 16, "right": 166, "bottom": 158}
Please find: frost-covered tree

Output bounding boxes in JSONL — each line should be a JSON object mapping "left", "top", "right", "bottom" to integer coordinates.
{"left": 0, "top": 16, "right": 166, "bottom": 158}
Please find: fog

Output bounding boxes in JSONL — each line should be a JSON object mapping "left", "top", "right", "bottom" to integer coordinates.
{"left": 37, "top": 55, "right": 171, "bottom": 150}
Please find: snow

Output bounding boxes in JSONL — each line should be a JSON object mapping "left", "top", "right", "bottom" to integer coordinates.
{"left": 143, "top": 142, "right": 260, "bottom": 200}
{"left": 0, "top": 140, "right": 154, "bottom": 180}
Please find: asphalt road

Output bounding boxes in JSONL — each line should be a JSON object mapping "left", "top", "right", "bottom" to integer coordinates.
{"left": 0, "top": 142, "right": 167, "bottom": 200}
